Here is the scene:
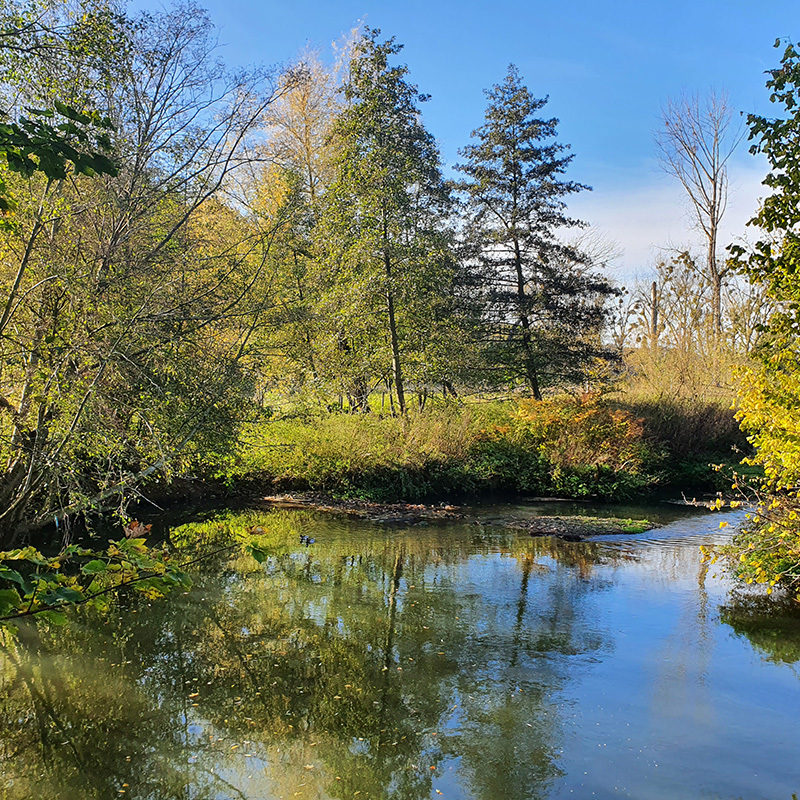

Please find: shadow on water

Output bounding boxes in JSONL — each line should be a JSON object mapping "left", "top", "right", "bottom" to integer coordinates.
{"left": 1, "top": 505, "right": 798, "bottom": 800}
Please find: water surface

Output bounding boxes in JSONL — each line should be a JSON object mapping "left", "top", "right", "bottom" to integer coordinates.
{"left": 1, "top": 503, "right": 799, "bottom": 800}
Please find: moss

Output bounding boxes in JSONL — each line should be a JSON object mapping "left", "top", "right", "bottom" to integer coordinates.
{"left": 620, "top": 518, "right": 652, "bottom": 534}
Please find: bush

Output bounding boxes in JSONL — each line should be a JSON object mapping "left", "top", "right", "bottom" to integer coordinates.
{"left": 711, "top": 496, "right": 800, "bottom": 600}
{"left": 211, "top": 395, "right": 664, "bottom": 502}
{"left": 613, "top": 395, "right": 747, "bottom": 489}
{"left": 515, "top": 394, "right": 649, "bottom": 471}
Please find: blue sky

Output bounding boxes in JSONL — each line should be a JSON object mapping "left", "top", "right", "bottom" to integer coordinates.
{"left": 134, "top": 0, "right": 799, "bottom": 280}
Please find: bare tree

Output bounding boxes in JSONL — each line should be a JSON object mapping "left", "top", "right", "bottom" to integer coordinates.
{"left": 606, "top": 287, "right": 642, "bottom": 353}
{"left": 656, "top": 91, "right": 743, "bottom": 337}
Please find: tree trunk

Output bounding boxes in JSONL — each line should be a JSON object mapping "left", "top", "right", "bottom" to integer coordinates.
{"left": 383, "top": 220, "right": 406, "bottom": 414}
{"left": 386, "top": 288, "right": 406, "bottom": 414}
{"left": 513, "top": 237, "right": 542, "bottom": 399}
{"left": 649, "top": 280, "right": 659, "bottom": 350}
{"left": 709, "top": 229, "right": 722, "bottom": 339}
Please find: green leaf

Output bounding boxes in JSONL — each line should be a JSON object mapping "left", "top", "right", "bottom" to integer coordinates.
{"left": 119, "top": 537, "right": 147, "bottom": 550}
{"left": 1, "top": 547, "right": 49, "bottom": 566}
{"left": 161, "top": 569, "right": 190, "bottom": 586}
{"left": 247, "top": 544, "right": 269, "bottom": 564}
{"left": 0, "top": 566, "right": 26, "bottom": 587}
{"left": 0, "top": 588, "right": 22, "bottom": 616}
{"left": 26, "top": 107, "right": 55, "bottom": 118}
{"left": 40, "top": 586, "right": 84, "bottom": 605}
{"left": 53, "top": 99, "right": 93, "bottom": 125}
{"left": 81, "top": 560, "right": 108, "bottom": 575}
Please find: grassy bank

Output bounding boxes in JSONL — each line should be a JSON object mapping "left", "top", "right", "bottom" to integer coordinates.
{"left": 203, "top": 393, "right": 747, "bottom": 503}
{"left": 614, "top": 395, "right": 748, "bottom": 488}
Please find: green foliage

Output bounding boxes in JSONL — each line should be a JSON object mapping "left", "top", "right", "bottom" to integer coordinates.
{"left": 733, "top": 40, "right": 800, "bottom": 301}
{"left": 707, "top": 495, "right": 800, "bottom": 601}
{"left": 0, "top": 101, "right": 116, "bottom": 180}
{"left": 731, "top": 39, "right": 800, "bottom": 493}
{"left": 0, "top": 536, "right": 191, "bottom": 631}
{"left": 615, "top": 395, "right": 746, "bottom": 488}
{"left": 718, "top": 40, "right": 800, "bottom": 592}
{"left": 218, "top": 391, "right": 746, "bottom": 502}
{"left": 0, "top": 6, "right": 748, "bottom": 581}
{"left": 455, "top": 64, "right": 617, "bottom": 397}
{"left": 0, "top": 1, "right": 123, "bottom": 218}
{"left": 229, "top": 406, "right": 479, "bottom": 500}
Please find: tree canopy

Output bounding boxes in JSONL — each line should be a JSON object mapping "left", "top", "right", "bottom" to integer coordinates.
{"left": 455, "top": 65, "right": 616, "bottom": 398}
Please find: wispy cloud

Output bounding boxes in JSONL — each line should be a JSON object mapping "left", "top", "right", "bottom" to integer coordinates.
{"left": 570, "top": 159, "right": 767, "bottom": 284}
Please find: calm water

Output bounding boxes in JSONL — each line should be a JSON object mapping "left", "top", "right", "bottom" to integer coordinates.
{"left": 2, "top": 503, "right": 800, "bottom": 800}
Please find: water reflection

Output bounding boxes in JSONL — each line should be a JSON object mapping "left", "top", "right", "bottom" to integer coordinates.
{"left": 720, "top": 591, "right": 800, "bottom": 668}
{"left": 1, "top": 507, "right": 799, "bottom": 800}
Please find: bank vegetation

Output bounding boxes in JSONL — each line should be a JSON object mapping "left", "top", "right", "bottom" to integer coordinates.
{"left": 0, "top": 1, "right": 796, "bottom": 611}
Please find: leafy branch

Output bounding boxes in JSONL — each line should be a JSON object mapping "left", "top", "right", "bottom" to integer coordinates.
{"left": 0, "top": 537, "right": 247, "bottom": 630}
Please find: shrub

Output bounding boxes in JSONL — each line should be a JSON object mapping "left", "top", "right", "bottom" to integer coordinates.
{"left": 214, "top": 395, "right": 661, "bottom": 502}
{"left": 515, "top": 393, "right": 648, "bottom": 472}
{"left": 711, "top": 495, "right": 800, "bottom": 600}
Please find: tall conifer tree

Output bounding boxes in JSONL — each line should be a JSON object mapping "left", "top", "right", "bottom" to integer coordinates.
{"left": 318, "top": 29, "right": 454, "bottom": 413}
{"left": 455, "top": 65, "right": 615, "bottom": 397}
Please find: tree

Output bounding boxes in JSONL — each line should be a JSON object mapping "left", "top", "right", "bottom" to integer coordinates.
{"left": 455, "top": 65, "right": 616, "bottom": 399}
{"left": 0, "top": 1, "right": 282, "bottom": 543}
{"left": 261, "top": 48, "right": 343, "bottom": 208}
{"left": 731, "top": 39, "right": 800, "bottom": 493}
{"left": 623, "top": 254, "right": 719, "bottom": 399}
{"left": 316, "top": 29, "right": 455, "bottom": 414}
{"left": 232, "top": 52, "right": 344, "bottom": 398}
{"left": 615, "top": 250, "right": 767, "bottom": 400}
{"left": 722, "top": 40, "right": 800, "bottom": 596}
{"left": 656, "top": 91, "right": 742, "bottom": 338}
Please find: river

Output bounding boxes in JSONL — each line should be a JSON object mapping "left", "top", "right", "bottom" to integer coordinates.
{"left": 1, "top": 501, "right": 799, "bottom": 799}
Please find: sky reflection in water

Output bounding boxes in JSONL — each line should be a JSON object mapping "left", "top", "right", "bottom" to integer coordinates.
{"left": 1, "top": 505, "right": 799, "bottom": 800}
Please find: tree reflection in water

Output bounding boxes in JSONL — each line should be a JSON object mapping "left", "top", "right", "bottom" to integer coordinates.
{"left": 0, "top": 510, "right": 623, "bottom": 800}
{"left": 719, "top": 590, "right": 800, "bottom": 667}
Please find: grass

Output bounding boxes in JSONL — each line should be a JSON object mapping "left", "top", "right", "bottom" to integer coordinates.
{"left": 201, "top": 391, "right": 747, "bottom": 503}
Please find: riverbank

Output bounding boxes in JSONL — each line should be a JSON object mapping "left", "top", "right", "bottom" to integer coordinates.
{"left": 11, "top": 393, "right": 744, "bottom": 546}
{"left": 196, "top": 394, "right": 747, "bottom": 505}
